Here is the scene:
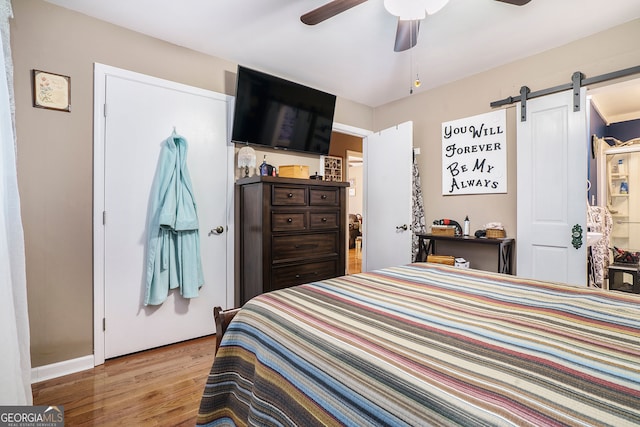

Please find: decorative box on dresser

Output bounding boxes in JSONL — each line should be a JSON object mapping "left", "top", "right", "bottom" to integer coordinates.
{"left": 236, "top": 176, "right": 349, "bottom": 306}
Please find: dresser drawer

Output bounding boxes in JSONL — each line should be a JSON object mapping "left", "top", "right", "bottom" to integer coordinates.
{"left": 271, "top": 260, "right": 338, "bottom": 290}
{"left": 309, "top": 212, "right": 339, "bottom": 229}
{"left": 272, "top": 212, "right": 306, "bottom": 231}
{"left": 273, "top": 186, "right": 307, "bottom": 206}
{"left": 309, "top": 188, "right": 339, "bottom": 206}
{"left": 272, "top": 233, "right": 338, "bottom": 261}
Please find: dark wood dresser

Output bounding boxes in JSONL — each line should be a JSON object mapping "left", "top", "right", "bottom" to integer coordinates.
{"left": 235, "top": 176, "right": 349, "bottom": 305}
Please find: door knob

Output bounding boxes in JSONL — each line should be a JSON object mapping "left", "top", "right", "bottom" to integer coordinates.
{"left": 209, "top": 226, "right": 224, "bottom": 235}
{"left": 396, "top": 224, "right": 408, "bottom": 231}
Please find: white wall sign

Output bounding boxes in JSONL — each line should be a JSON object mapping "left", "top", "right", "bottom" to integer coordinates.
{"left": 442, "top": 110, "right": 507, "bottom": 195}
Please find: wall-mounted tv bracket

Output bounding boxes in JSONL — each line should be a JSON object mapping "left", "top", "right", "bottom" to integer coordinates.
{"left": 490, "top": 65, "right": 640, "bottom": 122}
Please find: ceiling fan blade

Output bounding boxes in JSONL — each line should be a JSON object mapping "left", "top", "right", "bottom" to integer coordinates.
{"left": 394, "top": 19, "right": 420, "bottom": 52}
{"left": 301, "top": 0, "right": 368, "bottom": 25}
{"left": 495, "top": 0, "right": 532, "bottom": 5}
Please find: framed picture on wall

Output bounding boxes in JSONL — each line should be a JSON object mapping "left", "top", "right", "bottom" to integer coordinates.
{"left": 31, "top": 69, "right": 71, "bottom": 112}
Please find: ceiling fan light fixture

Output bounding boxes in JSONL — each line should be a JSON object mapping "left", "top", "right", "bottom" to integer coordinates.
{"left": 384, "top": 0, "right": 449, "bottom": 20}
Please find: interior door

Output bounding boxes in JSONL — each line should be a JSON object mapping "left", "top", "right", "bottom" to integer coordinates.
{"left": 362, "top": 122, "right": 413, "bottom": 271}
{"left": 517, "top": 89, "right": 587, "bottom": 286}
{"left": 96, "top": 66, "right": 230, "bottom": 360}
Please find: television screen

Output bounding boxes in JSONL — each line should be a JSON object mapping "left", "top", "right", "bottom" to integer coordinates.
{"left": 231, "top": 66, "right": 336, "bottom": 156}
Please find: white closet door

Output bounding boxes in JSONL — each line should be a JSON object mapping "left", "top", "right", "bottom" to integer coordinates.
{"left": 363, "top": 122, "right": 413, "bottom": 271}
{"left": 517, "top": 89, "right": 587, "bottom": 286}
{"left": 96, "top": 67, "right": 230, "bottom": 359}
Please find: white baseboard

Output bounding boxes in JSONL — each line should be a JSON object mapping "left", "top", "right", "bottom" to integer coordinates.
{"left": 31, "top": 355, "right": 94, "bottom": 384}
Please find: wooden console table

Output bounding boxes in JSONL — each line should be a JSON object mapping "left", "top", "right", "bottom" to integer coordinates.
{"left": 415, "top": 233, "right": 515, "bottom": 275}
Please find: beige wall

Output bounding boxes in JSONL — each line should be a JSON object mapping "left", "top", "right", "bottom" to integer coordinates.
{"left": 10, "top": 0, "right": 373, "bottom": 367}
{"left": 375, "top": 19, "right": 640, "bottom": 271}
{"left": 11, "top": 0, "right": 640, "bottom": 367}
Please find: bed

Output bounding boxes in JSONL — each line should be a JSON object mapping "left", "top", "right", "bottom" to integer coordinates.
{"left": 197, "top": 263, "right": 640, "bottom": 426}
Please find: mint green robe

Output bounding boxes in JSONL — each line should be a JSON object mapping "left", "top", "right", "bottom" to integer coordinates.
{"left": 145, "top": 133, "right": 203, "bottom": 305}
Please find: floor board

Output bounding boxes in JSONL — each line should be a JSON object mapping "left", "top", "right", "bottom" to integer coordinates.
{"left": 32, "top": 335, "right": 216, "bottom": 426}
{"left": 348, "top": 247, "right": 361, "bottom": 274}
{"left": 33, "top": 253, "right": 359, "bottom": 426}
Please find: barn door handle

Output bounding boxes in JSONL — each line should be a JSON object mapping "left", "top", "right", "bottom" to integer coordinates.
{"left": 571, "top": 224, "right": 583, "bottom": 249}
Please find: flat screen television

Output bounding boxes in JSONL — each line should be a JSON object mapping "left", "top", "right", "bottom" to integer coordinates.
{"left": 231, "top": 66, "right": 336, "bottom": 156}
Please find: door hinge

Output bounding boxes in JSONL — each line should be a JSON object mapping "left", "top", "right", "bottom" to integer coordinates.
{"left": 103, "top": 103, "right": 107, "bottom": 117}
{"left": 102, "top": 317, "right": 106, "bottom": 331}
{"left": 103, "top": 211, "right": 106, "bottom": 225}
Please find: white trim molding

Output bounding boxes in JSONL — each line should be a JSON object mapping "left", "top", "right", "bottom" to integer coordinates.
{"left": 31, "top": 355, "right": 94, "bottom": 384}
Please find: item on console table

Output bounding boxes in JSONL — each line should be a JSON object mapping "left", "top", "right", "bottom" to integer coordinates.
{"left": 431, "top": 225, "right": 456, "bottom": 236}
{"left": 455, "top": 257, "right": 470, "bottom": 268}
{"left": 484, "top": 221, "right": 506, "bottom": 238}
{"left": 432, "top": 218, "right": 462, "bottom": 236}
{"left": 474, "top": 229, "right": 486, "bottom": 238}
{"left": 427, "top": 255, "right": 455, "bottom": 265}
{"left": 486, "top": 228, "right": 506, "bottom": 238}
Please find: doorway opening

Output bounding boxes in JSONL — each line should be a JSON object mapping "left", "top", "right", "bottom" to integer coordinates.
{"left": 328, "top": 130, "right": 364, "bottom": 274}
{"left": 590, "top": 76, "right": 640, "bottom": 291}
{"left": 347, "top": 150, "right": 363, "bottom": 274}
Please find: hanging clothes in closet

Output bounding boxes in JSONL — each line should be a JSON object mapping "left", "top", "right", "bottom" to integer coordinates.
{"left": 145, "top": 130, "right": 204, "bottom": 305}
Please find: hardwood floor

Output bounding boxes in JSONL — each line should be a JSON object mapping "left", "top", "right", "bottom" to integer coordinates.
{"left": 33, "top": 255, "right": 360, "bottom": 426}
{"left": 348, "top": 247, "right": 361, "bottom": 274}
{"left": 32, "top": 335, "right": 216, "bottom": 426}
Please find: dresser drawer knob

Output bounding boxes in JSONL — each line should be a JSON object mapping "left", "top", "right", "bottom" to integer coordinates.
{"left": 321, "top": 194, "right": 327, "bottom": 199}
{"left": 288, "top": 193, "right": 294, "bottom": 198}
{"left": 287, "top": 218, "right": 293, "bottom": 223}
{"left": 322, "top": 217, "right": 328, "bottom": 222}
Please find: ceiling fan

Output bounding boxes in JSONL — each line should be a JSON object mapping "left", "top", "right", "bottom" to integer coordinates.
{"left": 301, "top": 0, "right": 532, "bottom": 52}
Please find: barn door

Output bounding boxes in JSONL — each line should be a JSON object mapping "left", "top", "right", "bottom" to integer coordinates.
{"left": 94, "top": 65, "right": 232, "bottom": 362}
{"left": 516, "top": 89, "right": 587, "bottom": 286}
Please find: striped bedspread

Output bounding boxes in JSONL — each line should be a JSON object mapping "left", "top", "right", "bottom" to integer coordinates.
{"left": 197, "top": 263, "right": 640, "bottom": 426}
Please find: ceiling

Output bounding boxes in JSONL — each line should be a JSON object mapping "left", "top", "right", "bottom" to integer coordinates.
{"left": 589, "top": 77, "right": 640, "bottom": 124}
{"left": 43, "top": 0, "right": 640, "bottom": 110}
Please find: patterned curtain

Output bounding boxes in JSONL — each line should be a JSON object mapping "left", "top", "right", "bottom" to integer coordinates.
{"left": 411, "top": 153, "right": 426, "bottom": 261}
{"left": 587, "top": 205, "right": 613, "bottom": 288}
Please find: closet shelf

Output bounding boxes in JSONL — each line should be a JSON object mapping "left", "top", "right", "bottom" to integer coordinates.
{"left": 610, "top": 173, "right": 628, "bottom": 179}
{"left": 611, "top": 233, "right": 629, "bottom": 239}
